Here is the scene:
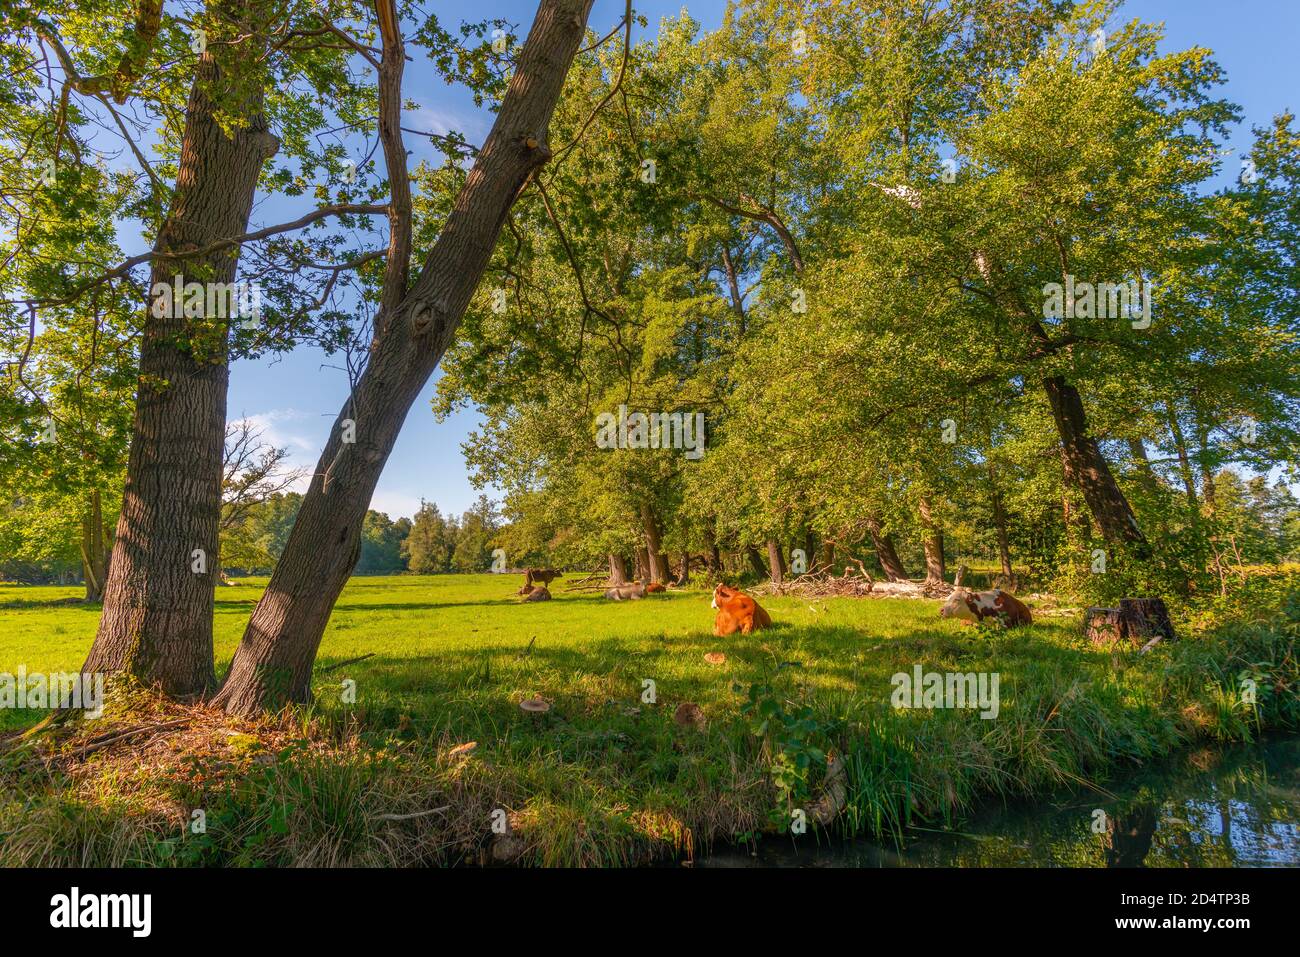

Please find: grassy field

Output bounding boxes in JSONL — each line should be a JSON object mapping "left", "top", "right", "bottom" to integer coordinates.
{"left": 1, "top": 573, "right": 1296, "bottom": 866}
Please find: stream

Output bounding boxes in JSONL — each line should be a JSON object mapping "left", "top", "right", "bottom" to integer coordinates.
{"left": 701, "top": 735, "right": 1300, "bottom": 867}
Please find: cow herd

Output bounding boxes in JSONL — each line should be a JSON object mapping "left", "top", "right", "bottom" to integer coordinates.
{"left": 512, "top": 568, "right": 1033, "bottom": 633}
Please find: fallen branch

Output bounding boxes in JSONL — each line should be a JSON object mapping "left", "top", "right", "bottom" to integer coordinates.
{"left": 318, "top": 652, "right": 376, "bottom": 674}
{"left": 374, "top": 805, "right": 450, "bottom": 822}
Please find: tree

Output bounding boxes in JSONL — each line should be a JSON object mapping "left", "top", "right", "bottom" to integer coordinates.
{"left": 402, "top": 500, "right": 453, "bottom": 573}
{"left": 211, "top": 0, "right": 598, "bottom": 715}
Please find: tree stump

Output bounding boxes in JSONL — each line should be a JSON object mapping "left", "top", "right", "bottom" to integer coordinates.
{"left": 1085, "top": 598, "right": 1176, "bottom": 648}
{"left": 1084, "top": 607, "right": 1125, "bottom": 646}
{"left": 1119, "top": 598, "right": 1176, "bottom": 647}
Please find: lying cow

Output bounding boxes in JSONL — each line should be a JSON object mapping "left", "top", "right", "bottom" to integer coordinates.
{"left": 939, "top": 588, "right": 1033, "bottom": 627}
{"left": 520, "top": 584, "right": 552, "bottom": 602}
{"left": 604, "top": 581, "right": 647, "bottom": 601}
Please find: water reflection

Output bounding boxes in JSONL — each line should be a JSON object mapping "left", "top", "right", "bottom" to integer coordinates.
{"left": 701, "top": 736, "right": 1300, "bottom": 868}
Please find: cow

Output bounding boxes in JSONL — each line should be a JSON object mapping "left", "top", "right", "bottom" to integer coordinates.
{"left": 520, "top": 584, "right": 552, "bottom": 602}
{"left": 939, "top": 588, "right": 1033, "bottom": 627}
{"left": 524, "top": 568, "right": 563, "bottom": 589}
{"left": 604, "top": 581, "right": 647, "bottom": 601}
{"left": 711, "top": 584, "right": 773, "bottom": 636}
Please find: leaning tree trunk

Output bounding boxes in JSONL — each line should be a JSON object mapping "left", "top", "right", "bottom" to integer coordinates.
{"left": 866, "top": 513, "right": 909, "bottom": 582}
{"left": 212, "top": 0, "right": 594, "bottom": 717}
{"left": 918, "top": 496, "right": 946, "bottom": 585}
{"left": 84, "top": 19, "right": 277, "bottom": 697}
{"left": 745, "top": 545, "right": 768, "bottom": 577}
{"left": 1043, "top": 375, "right": 1149, "bottom": 556}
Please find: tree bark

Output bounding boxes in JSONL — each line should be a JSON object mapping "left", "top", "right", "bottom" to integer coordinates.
{"left": 745, "top": 545, "right": 767, "bottom": 577}
{"left": 639, "top": 503, "right": 667, "bottom": 583}
{"left": 212, "top": 0, "right": 595, "bottom": 716}
{"left": 80, "top": 489, "right": 110, "bottom": 602}
{"left": 607, "top": 553, "right": 628, "bottom": 586}
{"left": 84, "top": 11, "right": 277, "bottom": 696}
{"left": 918, "top": 496, "right": 945, "bottom": 585}
{"left": 1043, "top": 375, "right": 1148, "bottom": 555}
{"left": 766, "top": 538, "right": 784, "bottom": 584}
{"left": 988, "top": 467, "right": 1013, "bottom": 579}
{"left": 1165, "top": 404, "right": 1200, "bottom": 512}
{"left": 702, "top": 524, "right": 722, "bottom": 575}
{"left": 866, "top": 513, "right": 909, "bottom": 582}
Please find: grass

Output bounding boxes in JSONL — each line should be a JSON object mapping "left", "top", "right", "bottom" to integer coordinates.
{"left": 0, "top": 573, "right": 1296, "bottom": 866}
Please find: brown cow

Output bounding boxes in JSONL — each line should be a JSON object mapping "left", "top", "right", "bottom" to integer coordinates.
{"left": 520, "top": 585, "right": 552, "bottom": 602}
{"left": 524, "top": 568, "right": 563, "bottom": 589}
{"left": 939, "top": 588, "right": 1033, "bottom": 627}
{"left": 711, "top": 584, "right": 772, "bottom": 636}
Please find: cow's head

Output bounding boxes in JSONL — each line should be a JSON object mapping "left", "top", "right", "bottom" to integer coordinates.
{"left": 939, "top": 588, "right": 979, "bottom": 622}
{"left": 712, "top": 584, "right": 736, "bottom": 609}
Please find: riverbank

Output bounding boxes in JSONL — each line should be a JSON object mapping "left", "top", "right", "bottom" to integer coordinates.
{"left": 1, "top": 573, "right": 1296, "bottom": 866}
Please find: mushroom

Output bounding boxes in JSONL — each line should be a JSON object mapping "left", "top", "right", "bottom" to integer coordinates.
{"left": 519, "top": 695, "right": 551, "bottom": 716}
{"left": 703, "top": 652, "right": 726, "bottom": 666}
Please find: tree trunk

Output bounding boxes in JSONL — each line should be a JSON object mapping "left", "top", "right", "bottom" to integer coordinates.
{"left": 84, "top": 14, "right": 277, "bottom": 697}
{"left": 677, "top": 551, "right": 690, "bottom": 585}
{"left": 1043, "top": 375, "right": 1148, "bottom": 555}
{"left": 745, "top": 545, "right": 767, "bottom": 577}
{"left": 638, "top": 503, "right": 667, "bottom": 583}
{"left": 918, "top": 496, "right": 945, "bottom": 585}
{"left": 634, "top": 546, "right": 651, "bottom": 582}
{"left": 212, "top": 0, "right": 594, "bottom": 716}
{"left": 607, "top": 553, "right": 628, "bottom": 586}
{"left": 80, "top": 489, "right": 109, "bottom": 602}
{"left": 766, "top": 539, "right": 783, "bottom": 584}
{"left": 702, "top": 525, "right": 722, "bottom": 575}
{"left": 1164, "top": 403, "right": 1199, "bottom": 512}
{"left": 988, "top": 468, "right": 1013, "bottom": 579}
{"left": 866, "top": 513, "right": 909, "bottom": 582}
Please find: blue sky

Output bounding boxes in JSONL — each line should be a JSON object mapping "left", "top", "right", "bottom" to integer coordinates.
{"left": 227, "top": 0, "right": 1300, "bottom": 520}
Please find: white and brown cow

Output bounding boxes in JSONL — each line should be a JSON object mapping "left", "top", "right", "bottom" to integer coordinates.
{"left": 939, "top": 588, "right": 1033, "bottom": 627}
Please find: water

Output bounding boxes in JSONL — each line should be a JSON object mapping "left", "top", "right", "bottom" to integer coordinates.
{"left": 701, "top": 736, "right": 1300, "bottom": 867}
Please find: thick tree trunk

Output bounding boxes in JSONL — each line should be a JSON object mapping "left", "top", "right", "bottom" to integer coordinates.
{"left": 918, "top": 496, "right": 945, "bottom": 585}
{"left": 676, "top": 551, "right": 690, "bottom": 585}
{"left": 213, "top": 0, "right": 594, "bottom": 716}
{"left": 745, "top": 545, "right": 767, "bottom": 577}
{"left": 1043, "top": 375, "right": 1148, "bottom": 555}
{"left": 607, "top": 553, "right": 628, "bottom": 586}
{"left": 639, "top": 503, "right": 667, "bottom": 583}
{"left": 766, "top": 539, "right": 783, "bottom": 584}
{"left": 84, "top": 17, "right": 277, "bottom": 697}
{"left": 866, "top": 513, "right": 909, "bottom": 582}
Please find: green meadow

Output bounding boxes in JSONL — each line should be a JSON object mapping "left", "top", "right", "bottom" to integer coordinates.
{"left": 1, "top": 574, "right": 1296, "bottom": 866}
